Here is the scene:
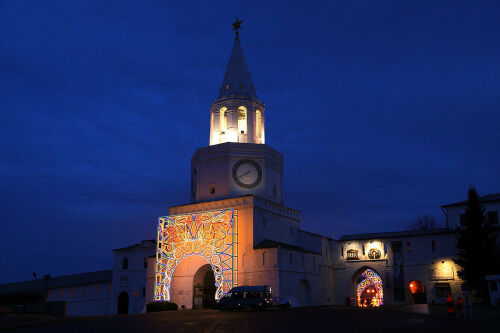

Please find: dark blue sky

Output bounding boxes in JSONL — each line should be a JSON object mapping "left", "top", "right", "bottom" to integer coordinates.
{"left": 1, "top": 1, "right": 499, "bottom": 283}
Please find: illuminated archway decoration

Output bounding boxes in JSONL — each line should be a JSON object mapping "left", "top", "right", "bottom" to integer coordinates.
{"left": 154, "top": 209, "right": 238, "bottom": 301}
{"left": 356, "top": 268, "right": 383, "bottom": 306}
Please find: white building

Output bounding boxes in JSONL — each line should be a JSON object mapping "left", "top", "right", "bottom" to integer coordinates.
{"left": 442, "top": 193, "right": 500, "bottom": 228}
{"left": 109, "top": 240, "right": 156, "bottom": 314}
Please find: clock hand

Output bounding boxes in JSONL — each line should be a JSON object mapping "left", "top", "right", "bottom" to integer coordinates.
{"left": 238, "top": 170, "right": 251, "bottom": 179}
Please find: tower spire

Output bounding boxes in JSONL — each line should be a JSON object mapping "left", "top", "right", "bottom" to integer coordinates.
{"left": 218, "top": 18, "right": 257, "bottom": 99}
{"left": 231, "top": 17, "right": 243, "bottom": 39}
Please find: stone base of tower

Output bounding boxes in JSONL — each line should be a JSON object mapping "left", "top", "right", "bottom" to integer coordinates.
{"left": 154, "top": 195, "right": 336, "bottom": 309}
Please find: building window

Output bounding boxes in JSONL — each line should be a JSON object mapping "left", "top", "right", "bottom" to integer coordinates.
{"left": 432, "top": 240, "right": 436, "bottom": 251}
{"left": 238, "top": 106, "right": 247, "bottom": 134}
{"left": 262, "top": 218, "right": 266, "bottom": 229}
{"left": 383, "top": 243, "right": 387, "bottom": 255}
{"left": 362, "top": 245, "right": 365, "bottom": 256}
{"left": 262, "top": 252, "right": 266, "bottom": 266}
{"left": 341, "top": 246, "right": 344, "bottom": 258}
{"left": 489, "top": 280, "right": 498, "bottom": 292}
{"left": 289, "top": 253, "right": 293, "bottom": 265}
{"left": 142, "top": 287, "right": 146, "bottom": 297}
{"left": 435, "top": 283, "right": 451, "bottom": 298}
{"left": 407, "top": 242, "right": 411, "bottom": 253}
{"left": 346, "top": 249, "right": 359, "bottom": 260}
{"left": 487, "top": 211, "right": 499, "bottom": 225}
{"left": 459, "top": 214, "right": 467, "bottom": 227}
{"left": 210, "top": 183, "right": 215, "bottom": 194}
{"left": 144, "top": 258, "right": 148, "bottom": 269}
{"left": 122, "top": 257, "right": 129, "bottom": 270}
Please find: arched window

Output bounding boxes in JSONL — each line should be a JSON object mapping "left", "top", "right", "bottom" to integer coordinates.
{"left": 122, "top": 257, "right": 129, "bottom": 270}
{"left": 256, "top": 110, "right": 262, "bottom": 141}
{"left": 220, "top": 107, "right": 227, "bottom": 134}
{"left": 238, "top": 106, "right": 247, "bottom": 134}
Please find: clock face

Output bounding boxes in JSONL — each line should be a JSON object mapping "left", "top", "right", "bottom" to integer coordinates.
{"left": 232, "top": 159, "right": 262, "bottom": 189}
{"left": 191, "top": 169, "right": 197, "bottom": 195}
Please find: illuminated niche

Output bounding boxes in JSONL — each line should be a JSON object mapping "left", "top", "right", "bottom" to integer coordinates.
{"left": 154, "top": 209, "right": 238, "bottom": 301}
{"left": 346, "top": 249, "right": 359, "bottom": 260}
{"left": 356, "top": 268, "right": 383, "bottom": 307}
{"left": 368, "top": 248, "right": 381, "bottom": 259}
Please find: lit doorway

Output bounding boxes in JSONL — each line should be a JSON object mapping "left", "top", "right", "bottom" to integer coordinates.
{"left": 355, "top": 268, "right": 383, "bottom": 307}
{"left": 409, "top": 280, "right": 427, "bottom": 304}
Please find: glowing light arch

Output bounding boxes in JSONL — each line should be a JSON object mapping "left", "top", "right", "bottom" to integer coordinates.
{"left": 356, "top": 268, "right": 383, "bottom": 306}
{"left": 154, "top": 209, "right": 238, "bottom": 301}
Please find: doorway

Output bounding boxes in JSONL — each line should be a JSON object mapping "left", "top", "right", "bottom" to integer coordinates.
{"left": 354, "top": 268, "right": 383, "bottom": 307}
{"left": 193, "top": 264, "right": 216, "bottom": 308}
{"left": 409, "top": 280, "right": 427, "bottom": 304}
{"left": 117, "top": 291, "right": 129, "bottom": 314}
{"left": 298, "top": 279, "right": 312, "bottom": 307}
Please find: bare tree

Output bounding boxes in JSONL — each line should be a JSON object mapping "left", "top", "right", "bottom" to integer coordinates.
{"left": 407, "top": 215, "right": 439, "bottom": 231}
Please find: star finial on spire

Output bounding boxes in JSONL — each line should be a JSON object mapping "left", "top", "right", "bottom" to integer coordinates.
{"left": 232, "top": 17, "right": 244, "bottom": 39}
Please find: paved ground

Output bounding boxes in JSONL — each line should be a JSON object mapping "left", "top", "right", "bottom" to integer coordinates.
{"left": 3, "top": 306, "right": 500, "bottom": 333}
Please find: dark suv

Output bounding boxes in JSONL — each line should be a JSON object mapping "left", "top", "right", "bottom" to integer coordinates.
{"left": 217, "top": 286, "right": 271, "bottom": 310}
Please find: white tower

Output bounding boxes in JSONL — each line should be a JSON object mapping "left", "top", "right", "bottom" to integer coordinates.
{"left": 209, "top": 35, "right": 265, "bottom": 146}
{"left": 191, "top": 26, "right": 283, "bottom": 204}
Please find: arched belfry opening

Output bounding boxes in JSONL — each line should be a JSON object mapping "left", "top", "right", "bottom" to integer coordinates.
{"left": 238, "top": 106, "right": 247, "bottom": 134}
{"left": 193, "top": 264, "right": 217, "bottom": 308}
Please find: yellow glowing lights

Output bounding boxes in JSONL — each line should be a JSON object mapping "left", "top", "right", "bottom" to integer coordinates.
{"left": 356, "top": 269, "right": 383, "bottom": 307}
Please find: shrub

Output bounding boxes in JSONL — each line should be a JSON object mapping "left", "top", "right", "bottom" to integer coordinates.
{"left": 146, "top": 301, "right": 178, "bottom": 312}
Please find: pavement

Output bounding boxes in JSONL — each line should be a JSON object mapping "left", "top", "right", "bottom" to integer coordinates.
{"left": 2, "top": 306, "right": 500, "bottom": 333}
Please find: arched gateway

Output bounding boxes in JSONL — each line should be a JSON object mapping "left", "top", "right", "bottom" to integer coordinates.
{"left": 354, "top": 268, "right": 383, "bottom": 307}
{"left": 193, "top": 264, "right": 217, "bottom": 308}
{"left": 154, "top": 209, "right": 238, "bottom": 304}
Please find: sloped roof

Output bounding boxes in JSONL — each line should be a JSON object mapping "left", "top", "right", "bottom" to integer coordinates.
{"left": 218, "top": 36, "right": 257, "bottom": 99}
{"left": 254, "top": 239, "right": 321, "bottom": 254}
{"left": 441, "top": 193, "right": 500, "bottom": 208}
{"left": 113, "top": 239, "right": 156, "bottom": 252}
{"left": 0, "top": 270, "right": 112, "bottom": 294}
{"left": 338, "top": 228, "right": 454, "bottom": 241}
